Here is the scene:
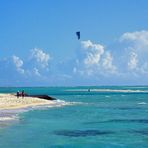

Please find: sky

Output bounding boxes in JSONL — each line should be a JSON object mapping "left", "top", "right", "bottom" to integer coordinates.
{"left": 1, "top": 0, "right": 148, "bottom": 86}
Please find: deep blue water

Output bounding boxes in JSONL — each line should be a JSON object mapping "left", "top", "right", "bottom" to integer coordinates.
{"left": 0, "top": 86, "right": 148, "bottom": 148}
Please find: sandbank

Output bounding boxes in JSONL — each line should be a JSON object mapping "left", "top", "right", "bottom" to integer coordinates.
{"left": 0, "top": 93, "right": 55, "bottom": 110}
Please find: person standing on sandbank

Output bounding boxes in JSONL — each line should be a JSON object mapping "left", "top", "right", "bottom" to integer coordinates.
{"left": 22, "top": 90, "right": 25, "bottom": 98}
{"left": 17, "top": 91, "right": 20, "bottom": 98}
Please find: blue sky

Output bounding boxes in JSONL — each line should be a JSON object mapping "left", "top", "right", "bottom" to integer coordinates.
{"left": 1, "top": 0, "right": 148, "bottom": 86}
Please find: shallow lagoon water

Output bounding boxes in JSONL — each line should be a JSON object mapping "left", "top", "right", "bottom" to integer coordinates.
{"left": 0, "top": 86, "right": 148, "bottom": 148}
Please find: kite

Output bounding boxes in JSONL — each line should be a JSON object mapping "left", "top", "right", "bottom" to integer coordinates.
{"left": 76, "top": 31, "right": 80, "bottom": 40}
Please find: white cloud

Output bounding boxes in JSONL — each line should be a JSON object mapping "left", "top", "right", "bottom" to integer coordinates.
{"left": 128, "top": 51, "right": 138, "bottom": 70}
{"left": 12, "top": 55, "right": 25, "bottom": 74}
{"left": 120, "top": 30, "right": 148, "bottom": 75}
{"left": 81, "top": 40, "right": 104, "bottom": 66}
{"left": 102, "top": 52, "right": 117, "bottom": 73}
{"left": 74, "top": 40, "right": 118, "bottom": 77}
{"left": 31, "top": 48, "right": 51, "bottom": 68}
{"left": 12, "top": 55, "right": 23, "bottom": 68}
{"left": 33, "top": 68, "right": 41, "bottom": 76}
{"left": 120, "top": 30, "right": 148, "bottom": 50}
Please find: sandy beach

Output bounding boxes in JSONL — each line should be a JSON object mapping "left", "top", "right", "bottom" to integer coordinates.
{"left": 0, "top": 93, "right": 60, "bottom": 124}
{"left": 0, "top": 93, "right": 55, "bottom": 110}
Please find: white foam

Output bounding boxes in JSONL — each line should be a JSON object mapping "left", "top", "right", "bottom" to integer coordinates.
{"left": 0, "top": 116, "right": 17, "bottom": 121}
{"left": 0, "top": 99, "right": 88, "bottom": 125}
{"left": 29, "top": 99, "right": 87, "bottom": 109}
{"left": 52, "top": 100, "right": 87, "bottom": 107}
{"left": 138, "top": 102, "right": 147, "bottom": 105}
{"left": 105, "top": 96, "right": 110, "bottom": 98}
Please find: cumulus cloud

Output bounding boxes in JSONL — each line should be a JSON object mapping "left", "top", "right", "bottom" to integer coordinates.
{"left": 120, "top": 30, "right": 148, "bottom": 75}
{"left": 31, "top": 48, "right": 51, "bottom": 68}
{"left": 102, "top": 52, "right": 117, "bottom": 73}
{"left": 81, "top": 40, "right": 104, "bottom": 66}
{"left": 2, "top": 30, "right": 148, "bottom": 86}
{"left": 12, "top": 55, "right": 25, "bottom": 74}
{"left": 120, "top": 30, "right": 148, "bottom": 50}
{"left": 128, "top": 51, "right": 138, "bottom": 70}
{"left": 73, "top": 40, "right": 117, "bottom": 77}
{"left": 33, "top": 67, "right": 41, "bottom": 76}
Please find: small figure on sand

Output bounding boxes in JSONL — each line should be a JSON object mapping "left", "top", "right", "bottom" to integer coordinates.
{"left": 16, "top": 90, "right": 25, "bottom": 98}
{"left": 17, "top": 91, "right": 20, "bottom": 98}
{"left": 21, "top": 90, "right": 25, "bottom": 98}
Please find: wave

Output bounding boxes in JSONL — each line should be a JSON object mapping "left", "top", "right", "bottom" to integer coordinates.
{"left": 105, "top": 95, "right": 110, "bottom": 98}
{"left": 0, "top": 99, "right": 83, "bottom": 125}
{"left": 0, "top": 116, "right": 17, "bottom": 122}
{"left": 0, "top": 110, "right": 20, "bottom": 125}
{"left": 20, "top": 99, "right": 88, "bottom": 110}
{"left": 50, "top": 99, "right": 89, "bottom": 107}
{"left": 137, "top": 102, "right": 147, "bottom": 105}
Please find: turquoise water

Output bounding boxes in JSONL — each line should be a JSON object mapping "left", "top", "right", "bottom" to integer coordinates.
{"left": 0, "top": 86, "right": 148, "bottom": 148}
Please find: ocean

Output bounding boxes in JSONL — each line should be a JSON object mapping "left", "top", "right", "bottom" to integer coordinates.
{"left": 0, "top": 86, "right": 148, "bottom": 148}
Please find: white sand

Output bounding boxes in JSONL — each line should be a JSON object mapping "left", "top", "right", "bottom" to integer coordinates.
{"left": 0, "top": 93, "right": 55, "bottom": 110}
